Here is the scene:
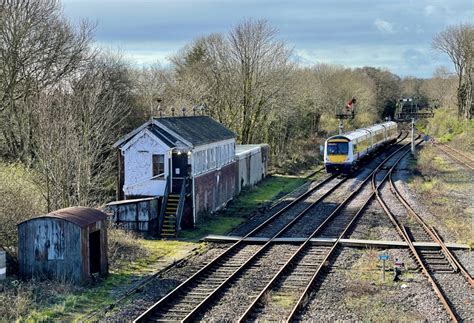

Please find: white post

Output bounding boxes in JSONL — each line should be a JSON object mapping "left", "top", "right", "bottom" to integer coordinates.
{"left": 339, "top": 118, "right": 343, "bottom": 135}
{"left": 411, "top": 117, "right": 415, "bottom": 155}
{"left": 0, "top": 250, "right": 5, "bottom": 281}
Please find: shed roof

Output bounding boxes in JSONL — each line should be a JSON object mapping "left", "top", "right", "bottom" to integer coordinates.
{"left": 18, "top": 207, "right": 108, "bottom": 228}
{"left": 154, "top": 116, "right": 236, "bottom": 146}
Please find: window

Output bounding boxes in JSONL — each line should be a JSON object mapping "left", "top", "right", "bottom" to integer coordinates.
{"left": 152, "top": 154, "right": 165, "bottom": 178}
{"left": 327, "top": 142, "right": 349, "bottom": 155}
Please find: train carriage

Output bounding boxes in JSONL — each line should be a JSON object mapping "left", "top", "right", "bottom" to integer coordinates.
{"left": 324, "top": 121, "right": 398, "bottom": 174}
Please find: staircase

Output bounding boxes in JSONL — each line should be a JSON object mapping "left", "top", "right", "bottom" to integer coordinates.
{"left": 161, "top": 194, "right": 179, "bottom": 238}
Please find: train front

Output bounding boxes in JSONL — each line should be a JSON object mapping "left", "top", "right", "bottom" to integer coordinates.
{"left": 324, "top": 137, "right": 352, "bottom": 174}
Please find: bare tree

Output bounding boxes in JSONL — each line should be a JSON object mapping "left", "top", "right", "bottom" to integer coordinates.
{"left": 169, "top": 19, "right": 292, "bottom": 144}
{"left": 0, "top": 0, "right": 94, "bottom": 160}
{"left": 228, "top": 19, "right": 293, "bottom": 143}
{"left": 34, "top": 55, "right": 132, "bottom": 210}
{"left": 433, "top": 23, "right": 474, "bottom": 119}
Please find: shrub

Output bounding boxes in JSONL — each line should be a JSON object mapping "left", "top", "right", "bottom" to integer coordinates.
{"left": 0, "top": 163, "right": 45, "bottom": 256}
{"left": 107, "top": 224, "right": 149, "bottom": 271}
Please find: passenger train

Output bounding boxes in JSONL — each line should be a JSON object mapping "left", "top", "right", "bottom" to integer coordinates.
{"left": 324, "top": 122, "right": 398, "bottom": 174}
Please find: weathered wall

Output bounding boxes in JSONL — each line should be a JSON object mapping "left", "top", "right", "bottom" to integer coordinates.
{"left": 192, "top": 139, "right": 235, "bottom": 176}
{"left": 18, "top": 219, "right": 83, "bottom": 282}
{"left": 194, "top": 161, "right": 238, "bottom": 219}
{"left": 18, "top": 218, "right": 108, "bottom": 283}
{"left": 107, "top": 198, "right": 160, "bottom": 233}
{"left": 237, "top": 144, "right": 269, "bottom": 192}
{"left": 122, "top": 130, "right": 170, "bottom": 197}
{"left": 80, "top": 221, "right": 108, "bottom": 281}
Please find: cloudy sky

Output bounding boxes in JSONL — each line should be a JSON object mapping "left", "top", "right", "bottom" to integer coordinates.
{"left": 62, "top": 0, "right": 473, "bottom": 78}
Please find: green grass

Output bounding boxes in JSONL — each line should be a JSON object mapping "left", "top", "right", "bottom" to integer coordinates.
{"left": 179, "top": 216, "right": 247, "bottom": 241}
{"left": 180, "top": 175, "right": 306, "bottom": 242}
{"left": 27, "top": 239, "right": 199, "bottom": 321}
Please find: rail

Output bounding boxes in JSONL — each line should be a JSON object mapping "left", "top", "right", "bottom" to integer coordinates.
{"left": 388, "top": 167, "right": 473, "bottom": 287}
{"left": 240, "top": 139, "right": 414, "bottom": 322}
{"left": 134, "top": 173, "right": 342, "bottom": 322}
{"left": 435, "top": 143, "right": 474, "bottom": 170}
{"left": 374, "top": 138, "right": 459, "bottom": 322}
{"left": 134, "top": 132, "right": 411, "bottom": 322}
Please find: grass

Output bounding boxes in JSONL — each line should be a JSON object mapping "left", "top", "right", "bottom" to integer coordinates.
{"left": 410, "top": 145, "right": 473, "bottom": 245}
{"left": 179, "top": 175, "right": 306, "bottom": 241}
{"left": 343, "top": 249, "right": 422, "bottom": 321}
{"left": 16, "top": 237, "right": 199, "bottom": 321}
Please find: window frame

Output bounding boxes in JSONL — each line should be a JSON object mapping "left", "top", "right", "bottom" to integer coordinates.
{"left": 152, "top": 154, "right": 165, "bottom": 179}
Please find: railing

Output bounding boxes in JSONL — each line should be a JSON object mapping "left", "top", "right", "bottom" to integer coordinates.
{"left": 176, "top": 177, "right": 189, "bottom": 232}
{"left": 157, "top": 178, "right": 170, "bottom": 237}
{"left": 122, "top": 172, "right": 165, "bottom": 195}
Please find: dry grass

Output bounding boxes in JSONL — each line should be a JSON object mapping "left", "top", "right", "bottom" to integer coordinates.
{"left": 107, "top": 224, "right": 149, "bottom": 271}
{"left": 411, "top": 146, "right": 473, "bottom": 245}
{"left": 0, "top": 278, "right": 80, "bottom": 321}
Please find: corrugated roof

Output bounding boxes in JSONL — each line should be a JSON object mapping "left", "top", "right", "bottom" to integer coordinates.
{"left": 18, "top": 207, "right": 108, "bottom": 228}
{"left": 154, "top": 116, "right": 236, "bottom": 146}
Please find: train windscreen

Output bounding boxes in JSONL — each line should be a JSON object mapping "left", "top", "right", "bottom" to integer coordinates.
{"left": 327, "top": 142, "right": 349, "bottom": 155}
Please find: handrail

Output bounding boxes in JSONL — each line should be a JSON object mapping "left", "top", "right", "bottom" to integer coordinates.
{"left": 123, "top": 173, "right": 166, "bottom": 193}
{"left": 157, "top": 178, "right": 170, "bottom": 237}
{"left": 176, "top": 177, "right": 188, "bottom": 232}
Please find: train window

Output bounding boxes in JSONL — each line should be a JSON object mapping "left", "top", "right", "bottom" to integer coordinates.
{"left": 327, "top": 142, "right": 348, "bottom": 155}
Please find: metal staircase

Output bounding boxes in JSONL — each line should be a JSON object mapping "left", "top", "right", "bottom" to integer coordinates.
{"left": 158, "top": 177, "right": 190, "bottom": 239}
{"left": 161, "top": 195, "right": 179, "bottom": 238}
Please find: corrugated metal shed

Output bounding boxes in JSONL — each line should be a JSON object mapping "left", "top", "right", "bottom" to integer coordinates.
{"left": 18, "top": 207, "right": 108, "bottom": 284}
{"left": 19, "top": 206, "right": 109, "bottom": 228}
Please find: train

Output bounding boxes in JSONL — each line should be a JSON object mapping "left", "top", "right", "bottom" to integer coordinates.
{"left": 324, "top": 121, "right": 398, "bottom": 174}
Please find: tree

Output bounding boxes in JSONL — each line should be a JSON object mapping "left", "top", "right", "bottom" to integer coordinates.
{"left": 34, "top": 55, "right": 133, "bottom": 211}
{"left": 0, "top": 0, "right": 94, "bottom": 160}
{"left": 433, "top": 23, "right": 474, "bottom": 119}
{"left": 420, "top": 67, "right": 457, "bottom": 110}
{"left": 169, "top": 19, "right": 293, "bottom": 144}
{"left": 358, "top": 67, "right": 401, "bottom": 119}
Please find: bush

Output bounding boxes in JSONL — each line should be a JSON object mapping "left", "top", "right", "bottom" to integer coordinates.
{"left": 0, "top": 278, "right": 78, "bottom": 321}
{"left": 0, "top": 163, "right": 45, "bottom": 256}
{"left": 107, "top": 224, "right": 149, "bottom": 271}
{"left": 426, "top": 107, "right": 474, "bottom": 146}
{"left": 416, "top": 146, "right": 440, "bottom": 179}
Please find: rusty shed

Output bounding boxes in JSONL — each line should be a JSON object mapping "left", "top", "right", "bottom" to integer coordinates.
{"left": 18, "top": 207, "right": 108, "bottom": 283}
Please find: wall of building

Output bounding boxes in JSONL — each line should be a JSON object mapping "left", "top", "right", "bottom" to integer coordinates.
{"left": 122, "top": 130, "right": 170, "bottom": 197}
{"left": 193, "top": 161, "right": 238, "bottom": 219}
{"left": 106, "top": 198, "right": 160, "bottom": 233}
{"left": 18, "top": 218, "right": 108, "bottom": 283}
{"left": 191, "top": 139, "right": 235, "bottom": 176}
{"left": 80, "top": 221, "right": 108, "bottom": 281}
{"left": 236, "top": 144, "right": 269, "bottom": 192}
{"left": 18, "top": 219, "right": 83, "bottom": 282}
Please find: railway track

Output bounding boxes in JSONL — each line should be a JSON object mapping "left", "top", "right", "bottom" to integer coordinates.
{"left": 133, "top": 171, "right": 349, "bottom": 321}
{"left": 237, "top": 141, "right": 414, "bottom": 322}
{"left": 135, "top": 137, "right": 410, "bottom": 322}
{"left": 374, "top": 139, "right": 474, "bottom": 322}
{"left": 436, "top": 142, "right": 474, "bottom": 170}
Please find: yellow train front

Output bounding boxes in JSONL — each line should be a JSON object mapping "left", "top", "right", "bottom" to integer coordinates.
{"left": 324, "top": 122, "right": 398, "bottom": 174}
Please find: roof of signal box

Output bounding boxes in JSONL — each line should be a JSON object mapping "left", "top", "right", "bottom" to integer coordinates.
{"left": 114, "top": 116, "right": 236, "bottom": 149}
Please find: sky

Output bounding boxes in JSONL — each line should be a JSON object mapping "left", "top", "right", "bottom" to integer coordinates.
{"left": 62, "top": 0, "right": 474, "bottom": 78}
